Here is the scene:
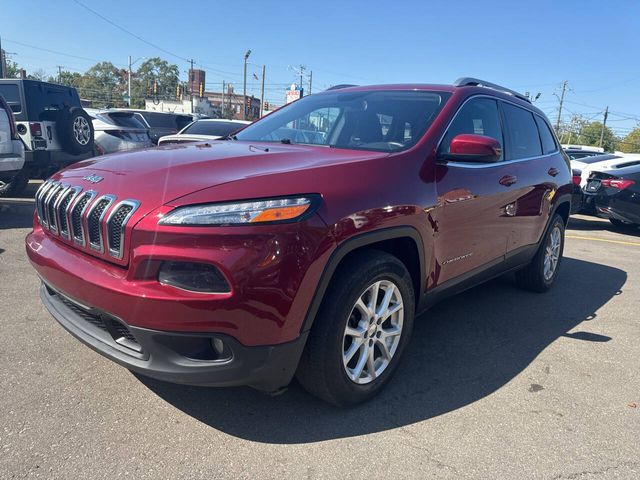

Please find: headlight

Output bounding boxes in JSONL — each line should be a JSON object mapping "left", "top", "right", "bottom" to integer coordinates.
{"left": 158, "top": 196, "right": 318, "bottom": 226}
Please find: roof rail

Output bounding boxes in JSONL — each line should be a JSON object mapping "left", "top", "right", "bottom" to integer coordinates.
{"left": 454, "top": 77, "right": 530, "bottom": 103}
{"left": 325, "top": 84, "right": 358, "bottom": 91}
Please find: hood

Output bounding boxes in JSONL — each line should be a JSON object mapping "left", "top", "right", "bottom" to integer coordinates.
{"left": 157, "top": 134, "right": 222, "bottom": 145}
{"left": 52, "top": 141, "right": 388, "bottom": 216}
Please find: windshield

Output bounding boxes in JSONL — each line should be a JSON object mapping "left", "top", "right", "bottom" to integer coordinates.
{"left": 183, "top": 121, "right": 245, "bottom": 137}
{"left": 234, "top": 90, "right": 450, "bottom": 152}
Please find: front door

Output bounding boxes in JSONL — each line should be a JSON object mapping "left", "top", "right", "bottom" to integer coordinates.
{"left": 430, "top": 97, "right": 513, "bottom": 287}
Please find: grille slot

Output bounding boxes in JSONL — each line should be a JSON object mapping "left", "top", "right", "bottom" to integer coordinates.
{"left": 71, "top": 191, "right": 96, "bottom": 245}
{"left": 35, "top": 181, "right": 55, "bottom": 227}
{"left": 43, "top": 183, "right": 63, "bottom": 232}
{"left": 46, "top": 185, "right": 66, "bottom": 234}
{"left": 106, "top": 200, "right": 140, "bottom": 259}
{"left": 86, "top": 195, "right": 116, "bottom": 252}
{"left": 56, "top": 187, "right": 81, "bottom": 239}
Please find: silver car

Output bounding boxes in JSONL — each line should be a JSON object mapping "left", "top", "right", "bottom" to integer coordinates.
{"left": 86, "top": 109, "right": 154, "bottom": 154}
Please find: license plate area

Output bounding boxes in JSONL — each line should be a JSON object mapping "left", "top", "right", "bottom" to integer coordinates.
{"left": 585, "top": 179, "right": 601, "bottom": 192}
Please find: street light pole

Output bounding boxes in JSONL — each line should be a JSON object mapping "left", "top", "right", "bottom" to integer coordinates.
{"left": 243, "top": 50, "right": 251, "bottom": 120}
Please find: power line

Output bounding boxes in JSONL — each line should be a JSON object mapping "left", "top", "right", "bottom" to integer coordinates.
{"left": 72, "top": 0, "right": 190, "bottom": 63}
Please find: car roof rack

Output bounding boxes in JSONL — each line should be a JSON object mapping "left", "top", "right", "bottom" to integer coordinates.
{"left": 454, "top": 77, "right": 531, "bottom": 103}
{"left": 325, "top": 84, "right": 359, "bottom": 91}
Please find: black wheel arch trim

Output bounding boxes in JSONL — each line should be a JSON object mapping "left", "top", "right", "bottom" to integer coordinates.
{"left": 300, "top": 226, "right": 425, "bottom": 334}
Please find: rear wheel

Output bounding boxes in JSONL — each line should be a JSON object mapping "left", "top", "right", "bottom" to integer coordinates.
{"left": 515, "top": 214, "right": 565, "bottom": 292}
{"left": 296, "top": 250, "right": 415, "bottom": 406}
{"left": 0, "top": 170, "right": 29, "bottom": 198}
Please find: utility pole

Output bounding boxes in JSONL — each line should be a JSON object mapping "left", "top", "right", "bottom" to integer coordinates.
{"left": 0, "top": 36, "right": 4, "bottom": 78}
{"left": 299, "top": 64, "right": 305, "bottom": 95}
{"left": 260, "top": 65, "right": 265, "bottom": 118}
{"left": 308, "top": 70, "right": 312, "bottom": 95}
{"left": 555, "top": 80, "right": 568, "bottom": 133}
{"left": 221, "top": 80, "right": 225, "bottom": 118}
{"left": 189, "top": 59, "right": 194, "bottom": 113}
{"left": 128, "top": 55, "right": 132, "bottom": 107}
{"left": 57, "top": 66, "right": 63, "bottom": 84}
{"left": 599, "top": 106, "right": 609, "bottom": 148}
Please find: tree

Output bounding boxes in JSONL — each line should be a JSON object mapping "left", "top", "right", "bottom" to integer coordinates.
{"left": 4, "top": 58, "right": 20, "bottom": 78}
{"left": 619, "top": 127, "right": 640, "bottom": 153}
{"left": 130, "top": 57, "right": 179, "bottom": 108}
{"left": 76, "top": 62, "right": 126, "bottom": 108}
{"left": 28, "top": 68, "right": 47, "bottom": 81}
{"left": 564, "top": 120, "right": 618, "bottom": 152}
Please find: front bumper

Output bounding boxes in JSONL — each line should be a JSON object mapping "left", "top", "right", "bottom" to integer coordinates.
{"left": 41, "top": 282, "right": 307, "bottom": 391}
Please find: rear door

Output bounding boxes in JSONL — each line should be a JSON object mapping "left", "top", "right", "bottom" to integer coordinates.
{"left": 432, "top": 97, "right": 513, "bottom": 286}
{"left": 499, "top": 103, "right": 561, "bottom": 255}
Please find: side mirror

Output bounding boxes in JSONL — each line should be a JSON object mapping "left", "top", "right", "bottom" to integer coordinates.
{"left": 440, "top": 134, "right": 502, "bottom": 163}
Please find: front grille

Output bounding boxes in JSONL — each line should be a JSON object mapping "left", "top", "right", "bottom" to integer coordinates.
{"left": 36, "top": 181, "right": 140, "bottom": 262}
{"left": 50, "top": 286, "right": 142, "bottom": 354}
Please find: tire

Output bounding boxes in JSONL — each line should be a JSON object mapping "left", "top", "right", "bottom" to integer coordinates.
{"left": 56, "top": 107, "right": 94, "bottom": 155}
{"left": 515, "top": 214, "right": 565, "bottom": 293}
{"left": 0, "top": 169, "right": 29, "bottom": 197}
{"left": 296, "top": 250, "right": 415, "bottom": 406}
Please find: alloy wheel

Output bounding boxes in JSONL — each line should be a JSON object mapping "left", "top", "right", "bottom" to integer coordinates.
{"left": 543, "top": 225, "right": 562, "bottom": 281}
{"left": 342, "top": 280, "right": 404, "bottom": 384}
{"left": 73, "top": 116, "right": 91, "bottom": 145}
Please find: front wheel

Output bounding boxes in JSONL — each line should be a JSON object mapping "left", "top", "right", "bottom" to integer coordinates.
{"left": 515, "top": 214, "right": 565, "bottom": 292}
{"left": 296, "top": 250, "right": 415, "bottom": 406}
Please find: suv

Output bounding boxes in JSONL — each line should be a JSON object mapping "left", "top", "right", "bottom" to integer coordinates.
{"left": 0, "top": 79, "right": 94, "bottom": 196}
{"left": 26, "top": 78, "right": 572, "bottom": 406}
{"left": 0, "top": 94, "right": 25, "bottom": 190}
{"left": 111, "top": 109, "right": 195, "bottom": 144}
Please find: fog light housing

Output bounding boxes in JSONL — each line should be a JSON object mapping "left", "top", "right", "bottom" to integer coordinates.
{"left": 158, "top": 261, "right": 230, "bottom": 293}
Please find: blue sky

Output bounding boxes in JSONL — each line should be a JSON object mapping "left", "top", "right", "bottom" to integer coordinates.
{"left": 2, "top": 0, "right": 639, "bottom": 135}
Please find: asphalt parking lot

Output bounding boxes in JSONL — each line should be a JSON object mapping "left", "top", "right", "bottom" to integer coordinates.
{"left": 1, "top": 182, "right": 639, "bottom": 480}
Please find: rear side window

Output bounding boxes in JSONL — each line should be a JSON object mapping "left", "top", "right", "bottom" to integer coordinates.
{"left": 140, "top": 112, "right": 180, "bottom": 128}
{"left": 0, "top": 84, "right": 22, "bottom": 113}
{"left": 183, "top": 121, "right": 244, "bottom": 136}
{"left": 105, "top": 112, "right": 147, "bottom": 129}
{"left": 440, "top": 97, "right": 503, "bottom": 160}
{"left": 534, "top": 115, "right": 558, "bottom": 154}
{"left": 502, "top": 103, "right": 542, "bottom": 160}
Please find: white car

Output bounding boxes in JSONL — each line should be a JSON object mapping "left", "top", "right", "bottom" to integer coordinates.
{"left": 157, "top": 119, "right": 250, "bottom": 146}
{"left": 0, "top": 94, "right": 25, "bottom": 197}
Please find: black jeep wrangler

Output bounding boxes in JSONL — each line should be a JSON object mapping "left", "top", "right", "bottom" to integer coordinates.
{"left": 0, "top": 79, "right": 95, "bottom": 196}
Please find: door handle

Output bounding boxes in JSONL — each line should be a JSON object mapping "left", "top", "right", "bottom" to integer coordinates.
{"left": 548, "top": 167, "right": 559, "bottom": 177}
{"left": 499, "top": 175, "right": 517, "bottom": 187}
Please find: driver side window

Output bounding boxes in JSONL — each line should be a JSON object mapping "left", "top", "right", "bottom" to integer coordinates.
{"left": 440, "top": 98, "right": 504, "bottom": 160}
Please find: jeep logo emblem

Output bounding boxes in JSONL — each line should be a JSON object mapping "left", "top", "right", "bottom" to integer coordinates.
{"left": 82, "top": 174, "right": 104, "bottom": 184}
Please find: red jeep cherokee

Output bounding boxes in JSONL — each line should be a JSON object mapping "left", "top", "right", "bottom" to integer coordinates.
{"left": 26, "top": 78, "right": 572, "bottom": 406}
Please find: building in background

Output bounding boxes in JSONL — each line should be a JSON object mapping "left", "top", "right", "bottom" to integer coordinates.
{"left": 203, "top": 84, "right": 260, "bottom": 120}
{"left": 188, "top": 69, "right": 206, "bottom": 98}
